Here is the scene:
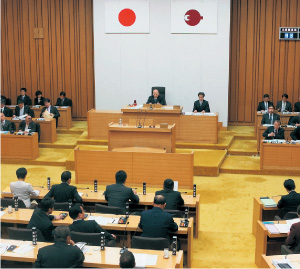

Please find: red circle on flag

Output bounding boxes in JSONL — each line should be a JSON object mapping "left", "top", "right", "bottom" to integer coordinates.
{"left": 184, "top": 9, "right": 203, "bottom": 26}
{"left": 118, "top": 8, "right": 136, "bottom": 27}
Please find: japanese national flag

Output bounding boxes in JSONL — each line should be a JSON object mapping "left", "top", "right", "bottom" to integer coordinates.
{"left": 171, "top": 1, "right": 218, "bottom": 34}
{"left": 105, "top": 1, "right": 149, "bottom": 33}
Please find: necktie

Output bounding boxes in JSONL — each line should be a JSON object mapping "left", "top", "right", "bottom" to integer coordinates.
{"left": 270, "top": 114, "right": 273, "bottom": 125}
{"left": 282, "top": 102, "right": 286, "bottom": 111}
{"left": 274, "top": 128, "right": 278, "bottom": 136}
{"left": 265, "top": 102, "right": 267, "bottom": 110}
{"left": 1, "top": 122, "right": 3, "bottom": 131}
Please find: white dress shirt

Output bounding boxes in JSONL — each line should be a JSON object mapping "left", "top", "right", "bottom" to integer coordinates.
{"left": 19, "top": 106, "right": 25, "bottom": 116}
{"left": 10, "top": 181, "right": 40, "bottom": 208}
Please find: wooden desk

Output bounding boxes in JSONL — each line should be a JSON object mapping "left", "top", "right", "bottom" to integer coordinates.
{"left": 74, "top": 146, "right": 194, "bottom": 188}
{"left": 0, "top": 209, "right": 192, "bottom": 268}
{"left": 252, "top": 197, "right": 281, "bottom": 236}
{"left": 1, "top": 133, "right": 39, "bottom": 160}
{"left": 88, "top": 109, "right": 218, "bottom": 144}
{"left": 10, "top": 105, "right": 72, "bottom": 129}
{"left": 108, "top": 123, "right": 176, "bottom": 153}
{"left": 260, "top": 142, "right": 300, "bottom": 170}
{"left": 261, "top": 254, "right": 300, "bottom": 268}
{"left": 255, "top": 220, "right": 287, "bottom": 268}
{"left": 257, "top": 126, "right": 294, "bottom": 151}
{"left": 8, "top": 118, "right": 57, "bottom": 143}
{"left": 0, "top": 239, "right": 183, "bottom": 268}
{"left": 1, "top": 187, "right": 200, "bottom": 239}
{"left": 121, "top": 105, "right": 182, "bottom": 114}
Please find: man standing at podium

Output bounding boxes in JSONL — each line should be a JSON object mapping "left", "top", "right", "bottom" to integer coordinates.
{"left": 146, "top": 89, "right": 166, "bottom": 105}
{"left": 193, "top": 92, "right": 210, "bottom": 113}
{"left": 261, "top": 105, "right": 280, "bottom": 125}
{"left": 263, "top": 120, "right": 285, "bottom": 140}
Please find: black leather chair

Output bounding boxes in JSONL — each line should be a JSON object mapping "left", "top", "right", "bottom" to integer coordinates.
{"left": 70, "top": 231, "right": 115, "bottom": 247}
{"left": 131, "top": 236, "right": 170, "bottom": 250}
{"left": 1, "top": 198, "right": 26, "bottom": 208}
{"left": 151, "top": 87, "right": 165, "bottom": 100}
{"left": 95, "top": 204, "right": 124, "bottom": 215}
{"left": 53, "top": 202, "right": 69, "bottom": 211}
{"left": 281, "top": 244, "right": 300, "bottom": 255}
{"left": 274, "top": 211, "right": 298, "bottom": 221}
{"left": 8, "top": 227, "right": 46, "bottom": 242}
{"left": 35, "top": 122, "right": 41, "bottom": 142}
{"left": 11, "top": 121, "right": 16, "bottom": 132}
{"left": 164, "top": 209, "right": 184, "bottom": 218}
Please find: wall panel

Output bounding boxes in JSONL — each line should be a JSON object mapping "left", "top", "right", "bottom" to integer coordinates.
{"left": 1, "top": 0, "right": 95, "bottom": 118}
{"left": 229, "top": 0, "right": 300, "bottom": 123}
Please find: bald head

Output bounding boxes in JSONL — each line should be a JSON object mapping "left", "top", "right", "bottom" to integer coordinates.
{"left": 153, "top": 195, "right": 166, "bottom": 209}
{"left": 153, "top": 89, "right": 159, "bottom": 99}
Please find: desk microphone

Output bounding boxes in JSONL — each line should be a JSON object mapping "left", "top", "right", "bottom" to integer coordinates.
{"left": 180, "top": 192, "right": 188, "bottom": 194}
{"left": 77, "top": 187, "right": 89, "bottom": 190}
{"left": 142, "top": 111, "right": 147, "bottom": 128}
{"left": 33, "top": 186, "right": 44, "bottom": 188}
{"left": 120, "top": 221, "right": 130, "bottom": 254}
{"left": 122, "top": 222, "right": 140, "bottom": 252}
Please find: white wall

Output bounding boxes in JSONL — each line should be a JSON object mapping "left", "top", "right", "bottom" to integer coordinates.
{"left": 94, "top": 0, "right": 230, "bottom": 126}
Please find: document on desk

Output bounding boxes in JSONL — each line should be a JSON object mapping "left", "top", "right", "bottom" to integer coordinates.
{"left": 78, "top": 192, "right": 83, "bottom": 197}
{"left": 264, "top": 223, "right": 280, "bottom": 234}
{"left": 274, "top": 224, "right": 290, "bottom": 234}
{"left": 133, "top": 253, "right": 158, "bottom": 267}
{"left": 0, "top": 244, "right": 10, "bottom": 255}
{"left": 286, "top": 218, "right": 300, "bottom": 229}
{"left": 13, "top": 244, "right": 35, "bottom": 255}
{"left": 88, "top": 216, "right": 118, "bottom": 225}
{"left": 0, "top": 211, "right": 6, "bottom": 217}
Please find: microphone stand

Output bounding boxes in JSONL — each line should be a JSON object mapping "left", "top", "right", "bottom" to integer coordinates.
{"left": 120, "top": 221, "right": 130, "bottom": 254}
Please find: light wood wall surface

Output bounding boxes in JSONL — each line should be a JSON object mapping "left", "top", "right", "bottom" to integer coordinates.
{"left": 1, "top": 0, "right": 94, "bottom": 118}
{"left": 229, "top": 0, "right": 300, "bottom": 124}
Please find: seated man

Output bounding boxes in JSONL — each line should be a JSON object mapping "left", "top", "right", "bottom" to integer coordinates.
{"left": 1, "top": 99, "right": 13, "bottom": 117}
{"left": 27, "top": 198, "right": 63, "bottom": 241}
{"left": 276, "top": 93, "right": 292, "bottom": 112}
{"left": 288, "top": 114, "right": 300, "bottom": 126}
{"left": 120, "top": 251, "right": 136, "bottom": 269}
{"left": 285, "top": 205, "right": 300, "bottom": 251}
{"left": 104, "top": 170, "right": 139, "bottom": 213}
{"left": 1, "top": 113, "right": 13, "bottom": 132}
{"left": 146, "top": 89, "right": 166, "bottom": 105}
{"left": 263, "top": 120, "right": 285, "bottom": 140}
{"left": 40, "top": 98, "right": 60, "bottom": 127}
{"left": 34, "top": 90, "right": 45, "bottom": 106}
{"left": 139, "top": 195, "right": 178, "bottom": 242}
{"left": 44, "top": 171, "right": 82, "bottom": 203}
{"left": 17, "top": 88, "right": 32, "bottom": 106}
{"left": 10, "top": 167, "right": 39, "bottom": 208}
{"left": 261, "top": 105, "right": 280, "bottom": 125}
{"left": 69, "top": 203, "right": 116, "bottom": 246}
{"left": 34, "top": 226, "right": 84, "bottom": 268}
{"left": 295, "top": 97, "right": 300, "bottom": 112}
{"left": 277, "top": 179, "right": 300, "bottom": 219}
{"left": 155, "top": 179, "right": 184, "bottom": 210}
{"left": 13, "top": 100, "right": 35, "bottom": 118}
{"left": 291, "top": 127, "right": 300, "bottom": 140}
{"left": 55, "top": 91, "right": 72, "bottom": 107}
{"left": 193, "top": 92, "right": 210, "bottom": 113}
{"left": 257, "top": 94, "right": 274, "bottom": 112}
{"left": 19, "top": 115, "right": 37, "bottom": 133}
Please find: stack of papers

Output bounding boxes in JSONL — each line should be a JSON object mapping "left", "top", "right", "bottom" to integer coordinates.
{"left": 260, "top": 198, "right": 277, "bottom": 207}
{"left": 0, "top": 131, "right": 9, "bottom": 134}
{"left": 88, "top": 216, "right": 119, "bottom": 225}
{"left": 264, "top": 223, "right": 280, "bottom": 234}
{"left": 286, "top": 218, "right": 300, "bottom": 229}
{"left": 133, "top": 253, "right": 158, "bottom": 267}
{"left": 0, "top": 244, "right": 10, "bottom": 255}
{"left": 61, "top": 106, "right": 69, "bottom": 108}
{"left": 13, "top": 244, "right": 35, "bottom": 255}
{"left": 274, "top": 224, "right": 290, "bottom": 234}
{"left": 0, "top": 211, "right": 6, "bottom": 217}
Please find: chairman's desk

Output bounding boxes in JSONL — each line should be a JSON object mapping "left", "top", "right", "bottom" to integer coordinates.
{"left": 261, "top": 254, "right": 300, "bottom": 268}
{"left": 0, "top": 239, "right": 183, "bottom": 268}
{"left": 1, "top": 133, "right": 39, "bottom": 160}
{"left": 260, "top": 142, "right": 300, "bottom": 170}
{"left": 7, "top": 117, "right": 56, "bottom": 143}
{"left": 0, "top": 209, "right": 193, "bottom": 268}
{"left": 9, "top": 105, "right": 72, "bottom": 129}
{"left": 108, "top": 123, "right": 176, "bottom": 153}
{"left": 88, "top": 107, "right": 218, "bottom": 144}
{"left": 1, "top": 187, "right": 200, "bottom": 238}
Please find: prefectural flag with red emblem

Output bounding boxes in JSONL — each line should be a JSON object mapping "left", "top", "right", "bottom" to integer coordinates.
{"left": 105, "top": 1, "right": 149, "bottom": 33}
{"left": 171, "top": 1, "right": 218, "bottom": 34}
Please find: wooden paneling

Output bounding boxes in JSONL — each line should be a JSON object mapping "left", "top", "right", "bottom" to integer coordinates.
{"left": 229, "top": 0, "right": 300, "bottom": 123}
{"left": 1, "top": 0, "right": 94, "bottom": 118}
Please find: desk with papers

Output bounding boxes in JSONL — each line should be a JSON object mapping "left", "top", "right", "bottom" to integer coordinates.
{"left": 261, "top": 254, "right": 300, "bottom": 268}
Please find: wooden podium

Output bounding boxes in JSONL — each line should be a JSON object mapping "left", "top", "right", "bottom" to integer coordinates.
{"left": 108, "top": 123, "right": 176, "bottom": 153}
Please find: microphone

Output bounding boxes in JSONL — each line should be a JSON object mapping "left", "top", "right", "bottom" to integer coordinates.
{"left": 142, "top": 111, "right": 147, "bottom": 128}
{"left": 33, "top": 186, "right": 44, "bottom": 188}
{"left": 122, "top": 222, "right": 140, "bottom": 251}
{"left": 77, "top": 187, "right": 89, "bottom": 190}
{"left": 120, "top": 221, "right": 130, "bottom": 254}
{"left": 180, "top": 192, "right": 188, "bottom": 194}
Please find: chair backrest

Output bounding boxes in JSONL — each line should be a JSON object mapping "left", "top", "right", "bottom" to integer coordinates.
{"left": 70, "top": 231, "right": 101, "bottom": 246}
{"left": 5, "top": 98, "right": 11, "bottom": 105}
{"left": 11, "top": 121, "right": 16, "bottom": 132}
{"left": 131, "top": 236, "right": 170, "bottom": 250}
{"left": 53, "top": 202, "right": 69, "bottom": 211}
{"left": 283, "top": 211, "right": 298, "bottom": 220}
{"left": 1, "top": 198, "right": 26, "bottom": 208}
{"left": 164, "top": 209, "right": 184, "bottom": 218}
{"left": 35, "top": 122, "right": 41, "bottom": 141}
{"left": 8, "top": 227, "right": 46, "bottom": 242}
{"left": 95, "top": 204, "right": 124, "bottom": 215}
{"left": 151, "top": 87, "right": 165, "bottom": 100}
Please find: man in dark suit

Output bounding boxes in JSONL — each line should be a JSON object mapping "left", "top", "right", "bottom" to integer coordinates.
{"left": 16, "top": 88, "right": 32, "bottom": 106}
{"left": 40, "top": 98, "right": 60, "bottom": 127}
{"left": 19, "top": 115, "right": 37, "bottom": 133}
{"left": 291, "top": 127, "right": 300, "bottom": 140}
{"left": 120, "top": 251, "right": 136, "bottom": 269}
{"left": 155, "top": 179, "right": 184, "bottom": 210}
{"left": 276, "top": 93, "right": 292, "bottom": 112}
{"left": 257, "top": 94, "right": 274, "bottom": 111}
{"left": 27, "top": 198, "right": 64, "bottom": 241}
{"left": 34, "top": 90, "right": 46, "bottom": 106}
{"left": 34, "top": 226, "right": 84, "bottom": 268}
{"left": 295, "top": 98, "right": 300, "bottom": 112}
{"left": 0, "top": 99, "right": 13, "bottom": 117}
{"left": 193, "top": 92, "right": 210, "bottom": 113}
{"left": 55, "top": 91, "right": 72, "bottom": 107}
{"left": 69, "top": 203, "right": 116, "bottom": 246}
{"left": 277, "top": 179, "right": 300, "bottom": 219}
{"left": 14, "top": 100, "right": 34, "bottom": 118}
{"left": 104, "top": 170, "right": 139, "bottom": 214}
{"left": 44, "top": 171, "right": 82, "bottom": 203}
{"left": 285, "top": 206, "right": 300, "bottom": 251}
{"left": 288, "top": 115, "right": 300, "bottom": 126}
{"left": 139, "top": 195, "right": 178, "bottom": 242}
{"left": 1, "top": 113, "right": 13, "bottom": 132}
{"left": 263, "top": 120, "right": 285, "bottom": 140}
{"left": 261, "top": 105, "right": 280, "bottom": 125}
{"left": 146, "top": 89, "right": 166, "bottom": 105}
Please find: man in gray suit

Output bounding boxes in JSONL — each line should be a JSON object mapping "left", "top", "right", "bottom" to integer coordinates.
{"left": 276, "top": 93, "right": 293, "bottom": 112}
{"left": 0, "top": 113, "right": 13, "bottom": 131}
{"left": 261, "top": 105, "right": 280, "bottom": 125}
